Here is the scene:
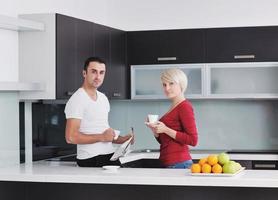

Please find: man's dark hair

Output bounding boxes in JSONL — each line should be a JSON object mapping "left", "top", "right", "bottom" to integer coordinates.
{"left": 83, "top": 57, "right": 106, "bottom": 71}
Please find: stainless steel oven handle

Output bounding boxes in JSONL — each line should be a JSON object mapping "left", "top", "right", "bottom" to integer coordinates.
{"left": 234, "top": 54, "right": 255, "bottom": 59}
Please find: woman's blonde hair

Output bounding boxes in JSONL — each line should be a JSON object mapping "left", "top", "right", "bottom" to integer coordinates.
{"left": 160, "top": 68, "right": 188, "bottom": 93}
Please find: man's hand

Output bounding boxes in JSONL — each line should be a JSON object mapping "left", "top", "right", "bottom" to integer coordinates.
{"left": 113, "top": 132, "right": 134, "bottom": 144}
{"left": 102, "top": 128, "right": 115, "bottom": 142}
{"left": 128, "top": 132, "right": 135, "bottom": 144}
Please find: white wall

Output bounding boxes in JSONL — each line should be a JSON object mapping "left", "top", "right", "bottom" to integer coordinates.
{"left": 17, "top": 0, "right": 109, "bottom": 25}
{"left": 106, "top": 0, "right": 278, "bottom": 30}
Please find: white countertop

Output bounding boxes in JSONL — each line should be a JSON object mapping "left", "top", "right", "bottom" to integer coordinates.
{"left": 0, "top": 159, "right": 278, "bottom": 188}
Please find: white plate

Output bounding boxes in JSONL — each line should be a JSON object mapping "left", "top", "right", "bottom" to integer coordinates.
{"left": 190, "top": 167, "right": 245, "bottom": 177}
{"left": 102, "top": 165, "right": 120, "bottom": 171}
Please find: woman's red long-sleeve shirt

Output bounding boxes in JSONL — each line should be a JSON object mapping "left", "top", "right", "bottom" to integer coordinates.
{"left": 157, "top": 100, "right": 198, "bottom": 167}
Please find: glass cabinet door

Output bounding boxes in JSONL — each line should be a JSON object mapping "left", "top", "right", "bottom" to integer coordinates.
{"left": 208, "top": 62, "right": 278, "bottom": 98}
{"left": 131, "top": 64, "right": 204, "bottom": 99}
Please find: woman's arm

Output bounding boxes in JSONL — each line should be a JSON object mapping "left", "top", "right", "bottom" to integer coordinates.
{"left": 175, "top": 103, "right": 198, "bottom": 146}
{"left": 152, "top": 103, "right": 198, "bottom": 146}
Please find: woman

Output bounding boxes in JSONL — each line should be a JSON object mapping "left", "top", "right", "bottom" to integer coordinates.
{"left": 146, "top": 68, "right": 198, "bottom": 169}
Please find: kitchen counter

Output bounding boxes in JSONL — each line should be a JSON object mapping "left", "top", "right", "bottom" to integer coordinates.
{"left": 0, "top": 159, "right": 278, "bottom": 188}
{"left": 1, "top": 152, "right": 278, "bottom": 200}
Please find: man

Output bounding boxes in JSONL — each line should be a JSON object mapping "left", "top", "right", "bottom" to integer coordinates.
{"left": 65, "top": 57, "right": 133, "bottom": 167}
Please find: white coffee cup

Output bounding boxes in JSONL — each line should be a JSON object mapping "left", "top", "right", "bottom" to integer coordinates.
{"left": 148, "top": 114, "right": 159, "bottom": 124}
{"left": 114, "top": 130, "right": 120, "bottom": 140}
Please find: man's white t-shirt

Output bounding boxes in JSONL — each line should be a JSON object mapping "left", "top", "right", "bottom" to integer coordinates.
{"left": 64, "top": 88, "right": 114, "bottom": 159}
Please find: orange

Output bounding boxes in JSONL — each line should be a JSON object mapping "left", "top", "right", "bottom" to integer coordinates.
{"left": 198, "top": 157, "right": 208, "bottom": 166}
{"left": 191, "top": 163, "right": 201, "bottom": 173}
{"left": 201, "top": 163, "right": 212, "bottom": 173}
{"left": 207, "top": 154, "right": 218, "bottom": 166}
{"left": 212, "top": 163, "right": 223, "bottom": 173}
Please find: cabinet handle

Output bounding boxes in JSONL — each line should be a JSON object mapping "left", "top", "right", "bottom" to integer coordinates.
{"left": 66, "top": 91, "right": 74, "bottom": 96}
{"left": 234, "top": 55, "right": 255, "bottom": 59}
{"left": 157, "top": 57, "right": 177, "bottom": 61}
{"left": 113, "top": 92, "right": 121, "bottom": 97}
{"left": 253, "top": 164, "right": 276, "bottom": 169}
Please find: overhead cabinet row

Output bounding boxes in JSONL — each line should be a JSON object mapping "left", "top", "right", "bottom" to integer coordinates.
{"left": 19, "top": 13, "right": 278, "bottom": 100}
{"left": 127, "top": 26, "right": 278, "bottom": 64}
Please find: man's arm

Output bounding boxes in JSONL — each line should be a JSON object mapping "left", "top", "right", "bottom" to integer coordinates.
{"left": 65, "top": 118, "right": 115, "bottom": 144}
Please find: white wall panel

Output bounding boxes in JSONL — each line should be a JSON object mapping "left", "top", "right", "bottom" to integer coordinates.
{"left": 0, "top": 29, "right": 18, "bottom": 81}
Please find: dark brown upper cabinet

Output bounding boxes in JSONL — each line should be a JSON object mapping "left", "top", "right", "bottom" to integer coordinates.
{"left": 56, "top": 15, "right": 127, "bottom": 99}
{"left": 127, "top": 29, "right": 205, "bottom": 65}
{"left": 56, "top": 14, "right": 94, "bottom": 99}
{"left": 93, "top": 23, "right": 110, "bottom": 66}
{"left": 98, "top": 27, "right": 128, "bottom": 99}
{"left": 205, "top": 26, "right": 278, "bottom": 63}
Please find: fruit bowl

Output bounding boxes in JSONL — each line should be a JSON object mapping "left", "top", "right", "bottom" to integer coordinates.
{"left": 189, "top": 167, "right": 245, "bottom": 177}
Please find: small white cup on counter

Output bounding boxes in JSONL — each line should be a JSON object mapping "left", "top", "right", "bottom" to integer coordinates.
{"left": 113, "top": 130, "right": 120, "bottom": 140}
{"left": 148, "top": 114, "right": 159, "bottom": 124}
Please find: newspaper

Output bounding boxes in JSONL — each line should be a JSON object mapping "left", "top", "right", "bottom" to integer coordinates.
{"left": 110, "top": 136, "right": 133, "bottom": 161}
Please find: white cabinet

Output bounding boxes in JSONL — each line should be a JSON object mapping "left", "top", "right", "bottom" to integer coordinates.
{"left": 131, "top": 62, "right": 278, "bottom": 99}
{"left": 0, "top": 14, "right": 44, "bottom": 31}
{"left": 207, "top": 62, "right": 278, "bottom": 98}
{"left": 0, "top": 15, "right": 45, "bottom": 92}
{"left": 131, "top": 64, "right": 205, "bottom": 99}
{"left": 19, "top": 14, "right": 56, "bottom": 99}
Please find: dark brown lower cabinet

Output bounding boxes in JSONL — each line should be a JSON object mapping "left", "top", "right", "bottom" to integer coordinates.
{"left": 1, "top": 181, "right": 278, "bottom": 200}
{"left": 0, "top": 182, "right": 25, "bottom": 200}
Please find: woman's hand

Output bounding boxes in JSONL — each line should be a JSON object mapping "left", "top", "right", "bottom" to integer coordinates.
{"left": 152, "top": 121, "right": 168, "bottom": 134}
{"left": 145, "top": 122, "right": 159, "bottom": 137}
{"left": 153, "top": 121, "right": 177, "bottom": 139}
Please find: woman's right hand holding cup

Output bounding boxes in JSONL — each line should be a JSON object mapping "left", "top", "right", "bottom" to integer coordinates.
{"left": 145, "top": 114, "right": 159, "bottom": 137}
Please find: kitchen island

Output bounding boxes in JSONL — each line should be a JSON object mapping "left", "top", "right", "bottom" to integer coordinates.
{"left": 1, "top": 152, "right": 278, "bottom": 200}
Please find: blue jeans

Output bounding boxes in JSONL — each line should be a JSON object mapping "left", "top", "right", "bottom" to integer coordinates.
{"left": 167, "top": 160, "right": 193, "bottom": 169}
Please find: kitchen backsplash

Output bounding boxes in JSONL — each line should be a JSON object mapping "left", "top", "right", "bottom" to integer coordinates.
{"left": 28, "top": 99, "right": 278, "bottom": 160}
{"left": 109, "top": 99, "right": 278, "bottom": 151}
{"left": 30, "top": 103, "right": 76, "bottom": 161}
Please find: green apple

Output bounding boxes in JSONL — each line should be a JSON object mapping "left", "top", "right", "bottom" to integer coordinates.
{"left": 218, "top": 152, "right": 230, "bottom": 165}
{"left": 223, "top": 162, "right": 237, "bottom": 174}
{"left": 234, "top": 162, "right": 242, "bottom": 171}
